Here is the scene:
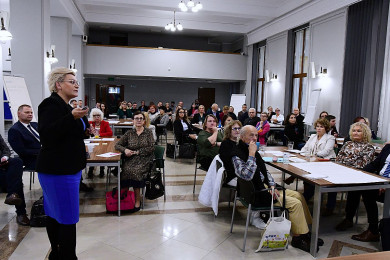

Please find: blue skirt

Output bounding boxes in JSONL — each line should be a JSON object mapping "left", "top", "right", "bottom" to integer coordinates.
{"left": 38, "top": 171, "right": 81, "bottom": 224}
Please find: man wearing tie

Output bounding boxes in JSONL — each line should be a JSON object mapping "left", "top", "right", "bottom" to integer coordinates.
{"left": 8, "top": 104, "right": 40, "bottom": 170}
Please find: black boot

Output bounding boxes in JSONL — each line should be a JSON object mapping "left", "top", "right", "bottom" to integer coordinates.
{"left": 87, "top": 167, "right": 94, "bottom": 179}
{"left": 99, "top": 167, "right": 105, "bottom": 178}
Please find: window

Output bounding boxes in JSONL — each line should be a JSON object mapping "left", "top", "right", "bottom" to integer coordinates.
{"left": 256, "top": 45, "right": 266, "bottom": 114}
{"left": 291, "top": 27, "right": 310, "bottom": 113}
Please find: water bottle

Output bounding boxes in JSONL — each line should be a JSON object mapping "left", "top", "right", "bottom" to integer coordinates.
{"left": 283, "top": 153, "right": 289, "bottom": 164}
{"left": 218, "top": 120, "right": 222, "bottom": 128}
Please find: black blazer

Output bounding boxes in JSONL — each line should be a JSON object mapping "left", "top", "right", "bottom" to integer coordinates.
{"left": 36, "top": 92, "right": 89, "bottom": 175}
{"left": 173, "top": 119, "right": 195, "bottom": 144}
{"left": 8, "top": 121, "right": 41, "bottom": 169}
{"left": 363, "top": 144, "right": 390, "bottom": 174}
{"left": 0, "top": 134, "right": 11, "bottom": 158}
{"left": 191, "top": 113, "right": 206, "bottom": 124}
{"left": 284, "top": 123, "right": 304, "bottom": 144}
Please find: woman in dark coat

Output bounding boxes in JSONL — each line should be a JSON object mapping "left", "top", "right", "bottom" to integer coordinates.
{"left": 36, "top": 67, "right": 90, "bottom": 260}
{"left": 173, "top": 108, "right": 197, "bottom": 144}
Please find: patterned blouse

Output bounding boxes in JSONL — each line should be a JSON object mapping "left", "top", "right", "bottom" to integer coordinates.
{"left": 336, "top": 141, "right": 375, "bottom": 169}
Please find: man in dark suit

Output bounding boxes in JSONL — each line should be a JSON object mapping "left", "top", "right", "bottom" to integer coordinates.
{"left": 8, "top": 104, "right": 41, "bottom": 170}
{"left": 238, "top": 104, "right": 249, "bottom": 124}
{"left": 336, "top": 144, "right": 390, "bottom": 242}
{"left": 0, "top": 134, "right": 30, "bottom": 225}
{"left": 206, "top": 103, "right": 220, "bottom": 121}
{"left": 243, "top": 108, "right": 260, "bottom": 127}
{"left": 293, "top": 107, "right": 305, "bottom": 126}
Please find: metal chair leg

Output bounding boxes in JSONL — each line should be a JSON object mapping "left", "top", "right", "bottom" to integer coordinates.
{"left": 193, "top": 161, "right": 197, "bottom": 194}
{"left": 163, "top": 167, "right": 166, "bottom": 201}
{"left": 230, "top": 190, "right": 238, "bottom": 233}
{"left": 243, "top": 204, "right": 252, "bottom": 252}
{"left": 29, "top": 171, "right": 33, "bottom": 190}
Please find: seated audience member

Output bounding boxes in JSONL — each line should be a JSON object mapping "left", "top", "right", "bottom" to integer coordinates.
{"left": 244, "top": 108, "right": 260, "bottom": 126}
{"left": 284, "top": 113, "right": 305, "bottom": 149}
{"left": 88, "top": 108, "right": 113, "bottom": 178}
{"left": 188, "top": 103, "right": 198, "bottom": 117}
{"left": 148, "top": 105, "right": 159, "bottom": 124}
{"left": 115, "top": 111, "right": 155, "bottom": 212}
{"left": 267, "top": 106, "right": 276, "bottom": 121}
{"left": 270, "top": 108, "right": 284, "bottom": 125}
{"left": 157, "top": 101, "right": 163, "bottom": 110}
{"left": 293, "top": 107, "right": 305, "bottom": 125}
{"left": 117, "top": 101, "right": 133, "bottom": 119}
{"left": 78, "top": 99, "right": 83, "bottom": 108}
{"left": 319, "top": 111, "right": 328, "bottom": 119}
{"left": 170, "top": 101, "right": 176, "bottom": 113}
{"left": 194, "top": 99, "right": 200, "bottom": 107}
{"left": 143, "top": 112, "right": 157, "bottom": 142}
{"left": 335, "top": 123, "right": 377, "bottom": 239}
{"left": 326, "top": 115, "right": 338, "bottom": 137}
{"left": 228, "top": 106, "right": 237, "bottom": 120}
{"left": 127, "top": 101, "right": 132, "bottom": 110}
{"left": 229, "top": 125, "right": 318, "bottom": 252}
{"left": 197, "top": 115, "right": 223, "bottom": 170}
{"left": 154, "top": 107, "right": 170, "bottom": 141}
{"left": 174, "top": 108, "right": 197, "bottom": 145}
{"left": 256, "top": 112, "right": 270, "bottom": 145}
{"left": 138, "top": 100, "right": 149, "bottom": 112}
{"left": 70, "top": 99, "right": 78, "bottom": 108}
{"left": 219, "top": 114, "right": 233, "bottom": 136}
{"left": 0, "top": 134, "right": 30, "bottom": 225}
{"left": 178, "top": 101, "right": 184, "bottom": 109}
{"left": 301, "top": 119, "right": 336, "bottom": 204}
{"left": 95, "top": 102, "right": 101, "bottom": 109}
{"left": 238, "top": 104, "right": 249, "bottom": 124}
{"left": 165, "top": 102, "right": 172, "bottom": 115}
{"left": 191, "top": 105, "right": 206, "bottom": 125}
{"left": 363, "top": 117, "right": 378, "bottom": 140}
{"left": 219, "top": 120, "right": 242, "bottom": 184}
{"left": 130, "top": 102, "right": 138, "bottom": 113}
{"left": 219, "top": 106, "right": 229, "bottom": 121}
{"left": 8, "top": 105, "right": 40, "bottom": 170}
{"left": 100, "top": 103, "right": 109, "bottom": 119}
{"left": 206, "top": 103, "right": 220, "bottom": 120}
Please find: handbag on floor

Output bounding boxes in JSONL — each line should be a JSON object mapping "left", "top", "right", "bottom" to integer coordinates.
{"left": 379, "top": 217, "right": 390, "bottom": 250}
{"left": 166, "top": 143, "right": 175, "bottom": 158}
{"left": 30, "top": 196, "right": 48, "bottom": 227}
{"left": 179, "top": 143, "right": 196, "bottom": 159}
{"left": 106, "top": 187, "right": 135, "bottom": 213}
{"left": 256, "top": 188, "right": 291, "bottom": 252}
{"left": 145, "top": 168, "right": 165, "bottom": 200}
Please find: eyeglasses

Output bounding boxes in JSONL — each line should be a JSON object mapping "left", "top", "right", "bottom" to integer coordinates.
{"left": 179, "top": 111, "right": 185, "bottom": 114}
{"left": 134, "top": 117, "right": 144, "bottom": 121}
{"left": 62, "top": 80, "right": 79, "bottom": 86}
{"left": 93, "top": 115, "right": 100, "bottom": 117}
{"left": 232, "top": 127, "right": 241, "bottom": 131}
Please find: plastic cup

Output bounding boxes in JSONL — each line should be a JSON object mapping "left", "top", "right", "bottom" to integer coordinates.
{"left": 288, "top": 141, "right": 294, "bottom": 150}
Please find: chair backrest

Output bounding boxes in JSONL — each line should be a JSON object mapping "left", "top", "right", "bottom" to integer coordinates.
{"left": 154, "top": 145, "right": 165, "bottom": 168}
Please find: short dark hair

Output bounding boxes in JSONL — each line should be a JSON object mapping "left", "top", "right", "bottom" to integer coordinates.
{"left": 221, "top": 114, "right": 233, "bottom": 127}
{"left": 133, "top": 111, "right": 145, "bottom": 120}
{"left": 18, "top": 104, "right": 31, "bottom": 112}
{"left": 325, "top": 115, "right": 336, "bottom": 121}
{"left": 284, "top": 113, "right": 296, "bottom": 125}
{"left": 353, "top": 116, "right": 366, "bottom": 123}
{"left": 319, "top": 111, "right": 328, "bottom": 118}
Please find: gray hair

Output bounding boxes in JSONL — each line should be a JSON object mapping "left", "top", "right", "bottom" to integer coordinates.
{"left": 248, "top": 108, "right": 256, "bottom": 113}
{"left": 240, "top": 125, "right": 255, "bottom": 138}
{"left": 89, "top": 108, "right": 104, "bottom": 121}
{"left": 47, "top": 67, "right": 75, "bottom": 93}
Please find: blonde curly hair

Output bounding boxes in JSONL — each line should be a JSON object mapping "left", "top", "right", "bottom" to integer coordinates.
{"left": 349, "top": 122, "right": 371, "bottom": 143}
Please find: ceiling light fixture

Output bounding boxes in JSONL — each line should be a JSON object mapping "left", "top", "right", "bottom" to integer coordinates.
{"left": 164, "top": 11, "right": 183, "bottom": 32}
{"left": 0, "top": 17, "right": 12, "bottom": 43}
{"left": 178, "top": 1, "right": 202, "bottom": 12}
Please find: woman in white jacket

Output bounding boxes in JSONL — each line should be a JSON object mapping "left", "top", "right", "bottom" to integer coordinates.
{"left": 301, "top": 118, "right": 336, "bottom": 208}
{"left": 301, "top": 118, "right": 336, "bottom": 159}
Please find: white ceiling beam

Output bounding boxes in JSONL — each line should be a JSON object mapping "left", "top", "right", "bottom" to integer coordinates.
{"left": 58, "top": 0, "right": 86, "bottom": 35}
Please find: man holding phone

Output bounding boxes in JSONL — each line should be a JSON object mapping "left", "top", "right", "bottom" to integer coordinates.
{"left": 0, "top": 134, "right": 29, "bottom": 226}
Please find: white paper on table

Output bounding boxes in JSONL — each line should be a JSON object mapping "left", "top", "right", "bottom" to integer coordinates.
{"left": 107, "top": 120, "right": 119, "bottom": 124}
{"left": 267, "top": 151, "right": 285, "bottom": 156}
{"left": 120, "top": 122, "right": 133, "bottom": 125}
{"left": 289, "top": 157, "right": 307, "bottom": 163}
{"left": 286, "top": 149, "right": 301, "bottom": 153}
{"left": 84, "top": 140, "right": 90, "bottom": 144}
{"left": 96, "top": 152, "right": 121, "bottom": 158}
{"left": 101, "top": 138, "right": 115, "bottom": 141}
{"left": 86, "top": 143, "right": 100, "bottom": 146}
{"left": 290, "top": 162, "right": 386, "bottom": 184}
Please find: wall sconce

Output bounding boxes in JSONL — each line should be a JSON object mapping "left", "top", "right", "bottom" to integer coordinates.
{"left": 270, "top": 73, "right": 278, "bottom": 82}
{"left": 318, "top": 67, "right": 328, "bottom": 77}
{"left": 46, "top": 45, "right": 58, "bottom": 64}
{"left": 5, "top": 47, "right": 11, "bottom": 61}
{"left": 310, "top": 62, "right": 328, "bottom": 78}
{"left": 0, "top": 17, "right": 12, "bottom": 43}
{"left": 69, "top": 59, "right": 77, "bottom": 73}
{"left": 265, "top": 70, "right": 270, "bottom": 82}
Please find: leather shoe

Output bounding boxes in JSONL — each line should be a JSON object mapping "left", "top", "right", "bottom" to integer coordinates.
{"left": 321, "top": 208, "right": 334, "bottom": 217}
{"left": 291, "top": 236, "right": 319, "bottom": 253}
{"left": 351, "top": 229, "right": 380, "bottom": 242}
{"left": 17, "top": 214, "right": 30, "bottom": 226}
{"left": 335, "top": 218, "right": 353, "bottom": 231}
{"left": 4, "top": 193, "right": 22, "bottom": 206}
{"left": 80, "top": 182, "right": 94, "bottom": 192}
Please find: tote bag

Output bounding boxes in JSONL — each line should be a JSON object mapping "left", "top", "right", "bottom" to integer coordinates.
{"left": 256, "top": 188, "right": 291, "bottom": 252}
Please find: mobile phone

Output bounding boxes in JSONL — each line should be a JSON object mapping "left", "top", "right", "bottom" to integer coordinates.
{"left": 82, "top": 106, "right": 88, "bottom": 110}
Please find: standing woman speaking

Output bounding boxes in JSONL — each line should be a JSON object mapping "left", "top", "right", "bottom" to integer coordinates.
{"left": 36, "top": 67, "right": 90, "bottom": 260}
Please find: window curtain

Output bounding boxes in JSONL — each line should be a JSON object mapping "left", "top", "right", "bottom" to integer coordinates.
{"left": 339, "top": 0, "right": 389, "bottom": 136}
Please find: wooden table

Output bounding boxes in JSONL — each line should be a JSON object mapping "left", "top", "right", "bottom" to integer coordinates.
{"left": 263, "top": 147, "right": 390, "bottom": 257}
{"left": 108, "top": 119, "right": 134, "bottom": 135}
{"left": 86, "top": 138, "right": 122, "bottom": 216}
{"left": 269, "top": 123, "right": 284, "bottom": 131}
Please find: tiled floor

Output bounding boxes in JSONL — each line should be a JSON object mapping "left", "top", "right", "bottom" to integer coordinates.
{"left": 0, "top": 132, "right": 385, "bottom": 259}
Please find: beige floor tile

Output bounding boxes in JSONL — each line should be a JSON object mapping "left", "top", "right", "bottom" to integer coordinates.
{"left": 77, "top": 241, "right": 141, "bottom": 260}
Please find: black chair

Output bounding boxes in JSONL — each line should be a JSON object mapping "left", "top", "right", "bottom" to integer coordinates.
{"left": 230, "top": 178, "right": 287, "bottom": 252}
{"left": 156, "top": 125, "right": 168, "bottom": 146}
{"left": 193, "top": 145, "right": 207, "bottom": 194}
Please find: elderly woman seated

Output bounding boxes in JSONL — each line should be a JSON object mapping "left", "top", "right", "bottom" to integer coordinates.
{"left": 87, "top": 108, "right": 113, "bottom": 178}
{"left": 115, "top": 111, "right": 155, "bottom": 212}
{"left": 197, "top": 115, "right": 223, "bottom": 170}
{"left": 335, "top": 122, "right": 377, "bottom": 241}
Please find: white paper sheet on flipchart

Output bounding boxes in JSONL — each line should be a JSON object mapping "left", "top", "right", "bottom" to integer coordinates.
{"left": 107, "top": 120, "right": 119, "bottom": 124}
{"left": 101, "top": 138, "right": 115, "bottom": 141}
{"left": 96, "top": 152, "right": 121, "bottom": 158}
{"left": 290, "top": 162, "right": 386, "bottom": 184}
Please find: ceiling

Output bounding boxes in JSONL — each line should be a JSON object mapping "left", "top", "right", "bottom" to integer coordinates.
{"left": 61, "top": 0, "right": 313, "bottom": 37}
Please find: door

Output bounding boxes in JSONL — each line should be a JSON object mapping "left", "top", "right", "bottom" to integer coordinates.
{"left": 96, "top": 84, "right": 124, "bottom": 114}
{"left": 198, "top": 88, "right": 215, "bottom": 111}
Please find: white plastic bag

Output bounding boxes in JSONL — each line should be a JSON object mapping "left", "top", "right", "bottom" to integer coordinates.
{"left": 255, "top": 188, "right": 291, "bottom": 252}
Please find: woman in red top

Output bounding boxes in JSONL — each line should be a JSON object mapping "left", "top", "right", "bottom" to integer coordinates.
{"left": 87, "top": 108, "right": 113, "bottom": 178}
{"left": 89, "top": 108, "right": 113, "bottom": 137}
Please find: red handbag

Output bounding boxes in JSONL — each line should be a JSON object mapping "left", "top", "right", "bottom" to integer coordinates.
{"left": 106, "top": 188, "right": 135, "bottom": 213}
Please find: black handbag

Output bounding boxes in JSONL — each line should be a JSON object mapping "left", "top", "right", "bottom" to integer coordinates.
{"left": 145, "top": 169, "right": 165, "bottom": 200}
{"left": 379, "top": 218, "right": 390, "bottom": 250}
{"left": 166, "top": 143, "right": 175, "bottom": 158}
{"left": 179, "top": 143, "right": 196, "bottom": 159}
{"left": 30, "top": 196, "right": 48, "bottom": 227}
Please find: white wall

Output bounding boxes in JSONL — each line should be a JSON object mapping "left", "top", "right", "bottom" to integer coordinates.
{"left": 263, "top": 32, "right": 288, "bottom": 112}
{"left": 307, "top": 10, "right": 347, "bottom": 126}
{"left": 84, "top": 45, "right": 247, "bottom": 81}
{"left": 70, "top": 35, "right": 84, "bottom": 101}
{"left": 50, "top": 17, "right": 71, "bottom": 69}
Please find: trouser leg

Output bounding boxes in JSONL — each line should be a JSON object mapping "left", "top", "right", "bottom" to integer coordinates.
{"left": 326, "top": 192, "right": 337, "bottom": 210}
{"left": 58, "top": 223, "right": 77, "bottom": 260}
{"left": 303, "top": 183, "right": 314, "bottom": 203}
{"left": 345, "top": 191, "right": 361, "bottom": 221}
{"left": 361, "top": 189, "right": 379, "bottom": 233}
{"left": 46, "top": 216, "right": 60, "bottom": 260}
{"left": 5, "top": 158, "right": 26, "bottom": 215}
